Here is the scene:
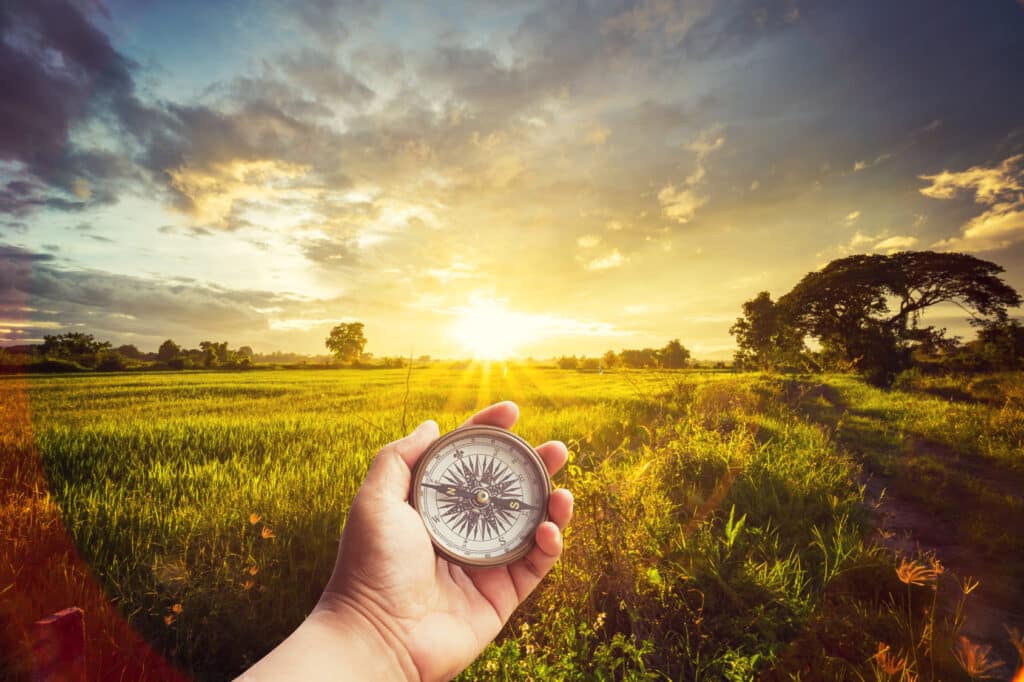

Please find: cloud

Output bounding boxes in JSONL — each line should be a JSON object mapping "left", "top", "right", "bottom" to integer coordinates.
{"left": 657, "top": 186, "right": 707, "bottom": 224}
{"left": 920, "top": 154, "right": 1023, "bottom": 202}
{"left": 852, "top": 153, "right": 891, "bottom": 172}
{"left": 0, "top": 245, "right": 56, "bottom": 263}
{"left": 584, "top": 125, "right": 611, "bottom": 146}
{"left": 279, "top": 49, "right": 375, "bottom": 105}
{"left": 847, "top": 231, "right": 874, "bottom": 249}
{"left": 299, "top": 237, "right": 358, "bottom": 265}
{"left": 423, "top": 44, "right": 555, "bottom": 123}
{"left": 923, "top": 154, "right": 1024, "bottom": 251}
{"left": 935, "top": 207, "right": 1024, "bottom": 253}
{"left": 819, "top": 231, "right": 920, "bottom": 259}
{"left": 167, "top": 159, "right": 313, "bottom": 228}
{"left": 0, "top": 1, "right": 147, "bottom": 215}
{"left": 1, "top": 1, "right": 375, "bottom": 235}
{"left": 658, "top": 127, "right": 725, "bottom": 224}
{"left": 577, "top": 234, "right": 601, "bottom": 248}
{"left": 685, "top": 130, "right": 726, "bottom": 184}
{"left": 843, "top": 210, "right": 861, "bottom": 226}
{"left": 286, "top": 0, "right": 379, "bottom": 47}
{"left": 872, "top": 235, "right": 919, "bottom": 253}
{"left": 679, "top": 0, "right": 803, "bottom": 61}
{"left": 427, "top": 261, "right": 478, "bottom": 284}
{"left": 0, "top": 243, "right": 350, "bottom": 346}
{"left": 585, "top": 248, "right": 626, "bottom": 271}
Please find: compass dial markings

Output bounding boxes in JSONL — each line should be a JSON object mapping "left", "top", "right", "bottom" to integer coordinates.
{"left": 412, "top": 427, "right": 551, "bottom": 565}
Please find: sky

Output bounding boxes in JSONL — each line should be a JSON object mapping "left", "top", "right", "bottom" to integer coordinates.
{"left": 2, "top": 0, "right": 1024, "bottom": 360}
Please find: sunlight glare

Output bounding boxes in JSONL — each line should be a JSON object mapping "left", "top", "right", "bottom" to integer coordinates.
{"left": 452, "top": 298, "right": 535, "bottom": 360}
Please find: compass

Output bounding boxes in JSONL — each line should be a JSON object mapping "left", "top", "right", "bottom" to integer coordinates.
{"left": 411, "top": 425, "right": 551, "bottom": 567}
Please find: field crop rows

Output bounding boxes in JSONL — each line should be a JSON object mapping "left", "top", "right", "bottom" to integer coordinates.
{"left": 2, "top": 367, "right": 1022, "bottom": 680}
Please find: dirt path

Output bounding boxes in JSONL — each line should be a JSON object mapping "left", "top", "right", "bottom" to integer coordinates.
{"left": 800, "top": 382, "right": 1024, "bottom": 678}
{"left": 864, "top": 463, "right": 1024, "bottom": 679}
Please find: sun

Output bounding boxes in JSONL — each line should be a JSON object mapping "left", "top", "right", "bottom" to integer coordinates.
{"left": 452, "top": 299, "right": 535, "bottom": 360}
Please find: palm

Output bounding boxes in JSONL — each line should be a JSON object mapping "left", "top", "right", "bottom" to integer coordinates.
{"left": 324, "top": 403, "right": 572, "bottom": 682}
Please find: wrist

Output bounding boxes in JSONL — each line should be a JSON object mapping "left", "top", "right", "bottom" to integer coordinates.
{"left": 311, "top": 590, "right": 420, "bottom": 682}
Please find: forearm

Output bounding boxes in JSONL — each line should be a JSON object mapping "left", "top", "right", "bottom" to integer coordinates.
{"left": 237, "top": 598, "right": 418, "bottom": 682}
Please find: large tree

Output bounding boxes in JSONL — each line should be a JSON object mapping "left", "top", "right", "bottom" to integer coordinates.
{"left": 41, "top": 332, "right": 110, "bottom": 359}
{"left": 886, "top": 251, "right": 1020, "bottom": 332}
{"left": 619, "top": 348, "right": 659, "bottom": 369}
{"left": 41, "top": 333, "right": 111, "bottom": 366}
{"left": 777, "top": 251, "right": 1021, "bottom": 384}
{"left": 325, "top": 322, "right": 367, "bottom": 363}
{"left": 660, "top": 339, "right": 691, "bottom": 369}
{"left": 972, "top": 318, "right": 1024, "bottom": 369}
{"left": 157, "top": 339, "right": 181, "bottom": 363}
{"left": 199, "top": 341, "right": 229, "bottom": 367}
{"left": 729, "top": 291, "right": 804, "bottom": 370}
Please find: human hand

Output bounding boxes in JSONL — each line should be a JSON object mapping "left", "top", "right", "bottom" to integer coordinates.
{"left": 315, "top": 401, "right": 572, "bottom": 681}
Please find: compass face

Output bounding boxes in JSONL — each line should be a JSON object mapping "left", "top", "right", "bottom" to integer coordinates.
{"left": 411, "top": 425, "right": 550, "bottom": 567}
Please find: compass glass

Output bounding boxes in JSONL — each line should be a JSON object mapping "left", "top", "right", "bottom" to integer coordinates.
{"left": 412, "top": 426, "right": 550, "bottom": 567}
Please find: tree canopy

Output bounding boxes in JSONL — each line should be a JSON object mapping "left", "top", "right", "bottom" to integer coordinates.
{"left": 660, "top": 339, "right": 691, "bottom": 369}
{"left": 325, "top": 322, "right": 367, "bottom": 362}
{"left": 779, "top": 253, "right": 1020, "bottom": 350}
{"left": 729, "top": 291, "right": 804, "bottom": 370}
{"left": 41, "top": 332, "right": 111, "bottom": 360}
{"left": 770, "top": 251, "right": 1021, "bottom": 384}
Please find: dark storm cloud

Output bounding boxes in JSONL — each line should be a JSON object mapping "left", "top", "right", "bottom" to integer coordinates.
{"left": 0, "top": 0, "right": 143, "bottom": 212}
{"left": 0, "top": 0, "right": 355, "bottom": 225}
{"left": 0, "top": 0, "right": 132, "bottom": 168}
{"left": 0, "top": 243, "right": 347, "bottom": 343}
{"left": 124, "top": 95, "right": 352, "bottom": 225}
{"left": 0, "top": 244, "right": 56, "bottom": 263}
{"left": 0, "top": 178, "right": 87, "bottom": 215}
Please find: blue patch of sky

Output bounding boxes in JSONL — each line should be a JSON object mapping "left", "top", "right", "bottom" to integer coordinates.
{"left": 99, "top": 0, "right": 280, "bottom": 101}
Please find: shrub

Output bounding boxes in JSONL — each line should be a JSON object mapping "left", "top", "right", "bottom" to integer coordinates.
{"left": 27, "top": 358, "right": 89, "bottom": 373}
{"left": 96, "top": 351, "right": 127, "bottom": 372}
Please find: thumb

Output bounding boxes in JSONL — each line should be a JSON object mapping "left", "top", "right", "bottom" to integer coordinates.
{"left": 361, "top": 420, "right": 440, "bottom": 501}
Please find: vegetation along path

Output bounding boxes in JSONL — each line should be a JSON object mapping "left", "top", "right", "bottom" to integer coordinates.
{"left": 785, "top": 373, "right": 1024, "bottom": 677}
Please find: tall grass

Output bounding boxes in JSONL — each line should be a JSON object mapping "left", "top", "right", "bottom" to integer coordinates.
{"left": 2, "top": 367, "right": 1021, "bottom": 680}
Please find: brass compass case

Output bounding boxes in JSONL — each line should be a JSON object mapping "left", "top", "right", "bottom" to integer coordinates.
{"left": 410, "top": 425, "right": 552, "bottom": 568}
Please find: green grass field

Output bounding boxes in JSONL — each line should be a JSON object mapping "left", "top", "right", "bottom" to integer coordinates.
{"left": 2, "top": 367, "right": 1022, "bottom": 680}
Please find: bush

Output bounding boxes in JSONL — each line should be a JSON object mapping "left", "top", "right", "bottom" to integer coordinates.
{"left": 27, "top": 358, "right": 89, "bottom": 373}
{"left": 557, "top": 355, "right": 578, "bottom": 370}
{"left": 96, "top": 351, "right": 126, "bottom": 372}
{"left": 0, "top": 349, "right": 32, "bottom": 372}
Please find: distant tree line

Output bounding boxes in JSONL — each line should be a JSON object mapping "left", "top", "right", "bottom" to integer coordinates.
{"left": 0, "top": 322, "right": 404, "bottom": 373}
{"left": 557, "top": 339, "right": 692, "bottom": 370}
{"left": 730, "top": 251, "right": 1023, "bottom": 385}
{"left": 156, "top": 339, "right": 254, "bottom": 370}
{"left": 0, "top": 333, "right": 260, "bottom": 373}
